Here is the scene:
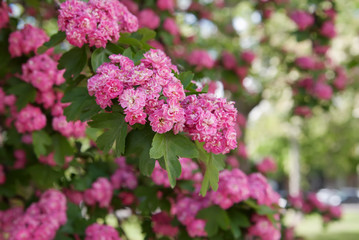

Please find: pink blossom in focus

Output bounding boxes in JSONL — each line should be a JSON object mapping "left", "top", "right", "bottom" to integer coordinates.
{"left": 58, "top": 0, "right": 138, "bottom": 48}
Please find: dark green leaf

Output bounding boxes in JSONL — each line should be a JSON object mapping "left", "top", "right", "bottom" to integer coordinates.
{"left": 150, "top": 132, "right": 198, "bottom": 187}
{"left": 88, "top": 112, "right": 127, "bottom": 155}
{"left": 197, "top": 206, "right": 231, "bottom": 237}
{"left": 58, "top": 46, "right": 88, "bottom": 79}
{"left": 32, "top": 130, "right": 52, "bottom": 157}
{"left": 125, "top": 126, "right": 156, "bottom": 176}
{"left": 134, "top": 186, "right": 159, "bottom": 214}
{"left": 62, "top": 87, "right": 101, "bottom": 121}
{"left": 38, "top": 31, "right": 66, "bottom": 53}
{"left": 53, "top": 134, "right": 74, "bottom": 166}
{"left": 137, "top": 28, "right": 156, "bottom": 42}
{"left": 27, "top": 164, "right": 63, "bottom": 189}
{"left": 91, "top": 44, "right": 123, "bottom": 72}
{"left": 179, "top": 71, "right": 194, "bottom": 89}
{"left": 7, "top": 82, "right": 36, "bottom": 110}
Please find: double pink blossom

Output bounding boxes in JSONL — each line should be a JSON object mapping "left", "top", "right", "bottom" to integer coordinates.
{"left": 58, "top": 0, "right": 138, "bottom": 48}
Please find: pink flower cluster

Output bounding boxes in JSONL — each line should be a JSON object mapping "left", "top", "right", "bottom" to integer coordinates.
{"left": 152, "top": 158, "right": 199, "bottom": 187}
{"left": 8, "top": 24, "right": 49, "bottom": 58}
{"left": 58, "top": 0, "right": 138, "bottom": 48}
{"left": 241, "top": 50, "right": 256, "bottom": 65}
{"left": 2, "top": 190, "right": 67, "bottom": 240}
{"left": 111, "top": 157, "right": 138, "bottom": 190}
{"left": 171, "top": 195, "right": 211, "bottom": 237}
{"left": 21, "top": 53, "right": 65, "bottom": 92}
{"left": 222, "top": 51, "right": 237, "bottom": 70}
{"left": 211, "top": 169, "right": 250, "bottom": 209}
{"left": 85, "top": 223, "right": 121, "bottom": 240}
{"left": 187, "top": 50, "right": 215, "bottom": 70}
{"left": 256, "top": 157, "right": 277, "bottom": 174}
{"left": 295, "top": 56, "right": 322, "bottom": 70}
{"left": 296, "top": 77, "right": 333, "bottom": 101}
{"left": 13, "top": 150, "right": 27, "bottom": 169}
{"left": 84, "top": 177, "right": 113, "bottom": 208}
{"left": 157, "top": 0, "right": 175, "bottom": 12}
{"left": 247, "top": 215, "right": 281, "bottom": 240}
{"left": 88, "top": 49, "right": 188, "bottom": 134}
{"left": 152, "top": 212, "right": 179, "bottom": 237}
{"left": 320, "top": 21, "right": 336, "bottom": 39}
{"left": 0, "top": 165, "right": 5, "bottom": 185}
{"left": 0, "top": 2, "right": 10, "bottom": 29}
{"left": 138, "top": 9, "right": 160, "bottom": 29}
{"left": 14, "top": 105, "right": 46, "bottom": 133}
{"left": 52, "top": 116, "right": 87, "bottom": 138}
{"left": 182, "top": 94, "right": 237, "bottom": 154}
{"left": 290, "top": 10, "right": 314, "bottom": 31}
{"left": 248, "top": 173, "right": 280, "bottom": 206}
{"left": 38, "top": 152, "right": 73, "bottom": 167}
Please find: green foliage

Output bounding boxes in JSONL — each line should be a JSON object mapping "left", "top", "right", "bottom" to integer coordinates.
{"left": 91, "top": 43, "right": 123, "bottom": 72}
{"left": 61, "top": 87, "right": 101, "bottom": 122}
{"left": 196, "top": 142, "right": 225, "bottom": 196}
{"left": 52, "top": 134, "right": 74, "bottom": 166}
{"left": 32, "top": 130, "right": 52, "bottom": 157}
{"left": 58, "top": 46, "right": 88, "bottom": 79}
{"left": 197, "top": 205, "right": 231, "bottom": 237}
{"left": 38, "top": 31, "right": 66, "bottom": 54}
{"left": 27, "top": 164, "right": 63, "bottom": 189}
{"left": 125, "top": 126, "right": 156, "bottom": 176}
{"left": 178, "top": 71, "right": 194, "bottom": 89}
{"left": 150, "top": 132, "right": 199, "bottom": 187}
{"left": 7, "top": 81, "right": 36, "bottom": 110}
{"left": 88, "top": 112, "right": 128, "bottom": 156}
{"left": 135, "top": 186, "right": 159, "bottom": 215}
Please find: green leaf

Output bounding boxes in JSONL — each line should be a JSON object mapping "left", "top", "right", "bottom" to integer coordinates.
{"left": 197, "top": 141, "right": 224, "bottom": 196}
{"left": 58, "top": 46, "right": 88, "bottom": 79}
{"left": 53, "top": 134, "right": 74, "bottom": 166}
{"left": 134, "top": 186, "right": 159, "bottom": 214}
{"left": 7, "top": 82, "right": 36, "bottom": 110}
{"left": 32, "top": 130, "right": 52, "bottom": 157}
{"left": 38, "top": 31, "right": 66, "bottom": 53}
{"left": 118, "top": 36, "right": 143, "bottom": 49}
{"left": 62, "top": 87, "right": 101, "bottom": 121}
{"left": 197, "top": 206, "right": 231, "bottom": 237}
{"left": 179, "top": 71, "right": 194, "bottom": 89}
{"left": 91, "top": 44, "right": 123, "bottom": 72}
{"left": 137, "top": 28, "right": 156, "bottom": 42}
{"left": 228, "top": 211, "right": 250, "bottom": 238}
{"left": 27, "top": 164, "right": 63, "bottom": 189}
{"left": 125, "top": 126, "right": 156, "bottom": 176}
{"left": 149, "top": 132, "right": 198, "bottom": 187}
{"left": 88, "top": 112, "right": 127, "bottom": 156}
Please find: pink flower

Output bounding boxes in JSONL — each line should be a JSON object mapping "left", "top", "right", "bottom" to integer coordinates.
{"left": 0, "top": 165, "right": 5, "bottom": 185}
{"left": 111, "top": 157, "right": 138, "bottom": 190}
{"left": 138, "top": 9, "right": 160, "bottom": 29}
{"left": 320, "top": 21, "right": 337, "bottom": 38}
{"left": 8, "top": 24, "right": 49, "bottom": 57}
{"left": 313, "top": 82, "right": 332, "bottom": 100}
{"left": 248, "top": 173, "right": 280, "bottom": 206}
{"left": 13, "top": 150, "right": 27, "bottom": 169}
{"left": 0, "top": 2, "right": 10, "bottom": 29}
{"left": 84, "top": 177, "right": 113, "bottom": 208}
{"left": 247, "top": 215, "right": 281, "bottom": 240}
{"left": 295, "top": 56, "right": 317, "bottom": 70}
{"left": 85, "top": 223, "right": 121, "bottom": 240}
{"left": 152, "top": 212, "right": 179, "bottom": 237}
{"left": 163, "top": 18, "right": 180, "bottom": 36}
{"left": 211, "top": 169, "right": 250, "bottom": 209}
{"left": 14, "top": 105, "right": 46, "bottom": 133}
{"left": 58, "top": 0, "right": 138, "bottom": 48}
{"left": 328, "top": 205, "right": 342, "bottom": 219}
{"left": 294, "top": 106, "right": 312, "bottom": 118}
{"left": 222, "top": 51, "right": 237, "bottom": 70}
{"left": 333, "top": 67, "right": 347, "bottom": 90}
{"left": 290, "top": 11, "right": 314, "bottom": 31}
{"left": 241, "top": 50, "right": 256, "bottom": 64}
{"left": 157, "top": 0, "right": 175, "bottom": 12}
{"left": 187, "top": 50, "right": 215, "bottom": 70}
{"left": 256, "top": 157, "right": 277, "bottom": 174}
